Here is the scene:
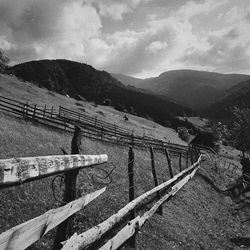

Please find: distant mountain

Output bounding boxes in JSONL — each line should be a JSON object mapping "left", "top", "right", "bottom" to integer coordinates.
{"left": 112, "top": 70, "right": 250, "bottom": 110}
{"left": 9, "top": 59, "right": 192, "bottom": 126}
{"left": 204, "top": 79, "right": 250, "bottom": 120}
{"left": 111, "top": 73, "right": 143, "bottom": 87}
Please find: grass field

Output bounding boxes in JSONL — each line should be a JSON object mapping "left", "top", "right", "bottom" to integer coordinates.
{"left": 0, "top": 74, "right": 249, "bottom": 249}
{"left": 0, "top": 73, "right": 186, "bottom": 145}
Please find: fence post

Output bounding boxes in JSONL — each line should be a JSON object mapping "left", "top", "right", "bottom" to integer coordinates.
{"left": 53, "top": 126, "right": 82, "bottom": 250}
{"left": 58, "top": 105, "right": 61, "bottom": 117}
{"left": 22, "top": 101, "right": 28, "bottom": 117}
{"left": 95, "top": 116, "right": 97, "bottom": 128}
{"left": 32, "top": 104, "right": 37, "bottom": 122}
{"left": 164, "top": 147, "right": 173, "bottom": 178}
{"left": 64, "top": 113, "right": 66, "bottom": 130}
{"left": 161, "top": 140, "right": 165, "bottom": 152}
{"left": 131, "top": 130, "right": 134, "bottom": 147}
{"left": 101, "top": 126, "right": 104, "bottom": 140}
{"left": 190, "top": 145, "right": 194, "bottom": 164}
{"left": 43, "top": 104, "right": 46, "bottom": 118}
{"left": 150, "top": 146, "right": 162, "bottom": 215}
{"left": 127, "top": 147, "right": 136, "bottom": 248}
{"left": 78, "top": 109, "right": 80, "bottom": 121}
{"left": 179, "top": 152, "right": 182, "bottom": 172}
{"left": 51, "top": 106, "right": 54, "bottom": 117}
{"left": 186, "top": 151, "right": 189, "bottom": 168}
{"left": 114, "top": 123, "right": 117, "bottom": 137}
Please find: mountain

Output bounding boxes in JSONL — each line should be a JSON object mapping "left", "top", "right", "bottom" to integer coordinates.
{"left": 112, "top": 70, "right": 250, "bottom": 110}
{"left": 8, "top": 59, "right": 192, "bottom": 126}
{"left": 111, "top": 73, "right": 143, "bottom": 87}
{"left": 204, "top": 79, "right": 250, "bottom": 120}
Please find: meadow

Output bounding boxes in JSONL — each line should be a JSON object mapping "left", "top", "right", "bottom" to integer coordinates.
{"left": 0, "top": 74, "right": 249, "bottom": 249}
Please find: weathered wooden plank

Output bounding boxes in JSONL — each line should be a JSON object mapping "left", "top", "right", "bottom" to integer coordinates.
{"left": 62, "top": 156, "right": 202, "bottom": 249}
{"left": 0, "top": 154, "right": 108, "bottom": 188}
{"left": 0, "top": 187, "right": 106, "bottom": 250}
{"left": 99, "top": 167, "right": 199, "bottom": 250}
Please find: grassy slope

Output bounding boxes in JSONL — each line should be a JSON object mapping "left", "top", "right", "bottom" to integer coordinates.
{"left": 0, "top": 74, "right": 249, "bottom": 249}
{"left": 0, "top": 73, "right": 185, "bottom": 145}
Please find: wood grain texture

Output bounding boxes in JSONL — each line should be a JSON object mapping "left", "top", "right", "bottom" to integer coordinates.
{"left": 0, "top": 154, "right": 108, "bottom": 187}
{"left": 0, "top": 187, "right": 106, "bottom": 250}
{"left": 99, "top": 168, "right": 199, "bottom": 250}
{"left": 62, "top": 156, "right": 202, "bottom": 249}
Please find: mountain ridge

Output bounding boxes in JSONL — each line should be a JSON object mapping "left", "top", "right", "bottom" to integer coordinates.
{"left": 112, "top": 70, "right": 250, "bottom": 110}
{"left": 204, "top": 79, "right": 250, "bottom": 120}
{"left": 8, "top": 59, "right": 192, "bottom": 127}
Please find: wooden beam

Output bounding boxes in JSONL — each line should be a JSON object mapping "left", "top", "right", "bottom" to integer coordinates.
{"left": 179, "top": 152, "right": 182, "bottom": 172}
{"left": 150, "top": 146, "right": 162, "bottom": 215}
{"left": 62, "top": 156, "right": 202, "bottom": 249}
{"left": 128, "top": 147, "right": 136, "bottom": 248}
{"left": 164, "top": 147, "right": 173, "bottom": 178}
{"left": 0, "top": 187, "right": 106, "bottom": 250}
{"left": 53, "top": 126, "right": 82, "bottom": 250}
{"left": 0, "top": 154, "right": 108, "bottom": 188}
{"left": 98, "top": 167, "right": 199, "bottom": 250}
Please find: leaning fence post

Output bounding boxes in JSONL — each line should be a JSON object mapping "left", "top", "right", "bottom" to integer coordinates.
{"left": 128, "top": 146, "right": 136, "bottom": 248}
{"left": 164, "top": 147, "right": 173, "bottom": 178}
{"left": 179, "top": 152, "right": 182, "bottom": 172}
{"left": 53, "top": 126, "right": 82, "bottom": 250}
{"left": 150, "top": 146, "right": 162, "bottom": 215}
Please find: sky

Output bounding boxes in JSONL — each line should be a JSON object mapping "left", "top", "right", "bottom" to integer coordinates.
{"left": 0, "top": 0, "right": 250, "bottom": 78}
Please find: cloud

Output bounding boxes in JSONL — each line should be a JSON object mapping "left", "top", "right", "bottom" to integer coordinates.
{"left": 146, "top": 41, "right": 168, "bottom": 53}
{"left": 0, "top": 0, "right": 102, "bottom": 63}
{"left": 0, "top": 0, "right": 250, "bottom": 77}
{"left": 85, "top": 0, "right": 150, "bottom": 20}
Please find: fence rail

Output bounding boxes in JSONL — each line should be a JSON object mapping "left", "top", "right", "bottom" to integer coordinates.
{"left": 0, "top": 95, "right": 189, "bottom": 157}
{"left": 0, "top": 154, "right": 108, "bottom": 188}
{"left": 0, "top": 188, "right": 106, "bottom": 250}
{"left": 62, "top": 155, "right": 202, "bottom": 250}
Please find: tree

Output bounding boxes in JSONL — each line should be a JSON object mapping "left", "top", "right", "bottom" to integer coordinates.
{"left": 228, "top": 107, "right": 250, "bottom": 157}
{"left": 0, "top": 49, "right": 9, "bottom": 72}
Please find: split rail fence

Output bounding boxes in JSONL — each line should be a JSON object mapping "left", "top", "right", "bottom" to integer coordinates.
{"left": 0, "top": 125, "right": 202, "bottom": 249}
{"left": 0, "top": 127, "right": 108, "bottom": 250}
{"left": 0, "top": 96, "right": 189, "bottom": 157}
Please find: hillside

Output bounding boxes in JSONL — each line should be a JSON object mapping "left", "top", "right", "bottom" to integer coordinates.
{"left": 111, "top": 73, "right": 143, "bottom": 87}
{"left": 8, "top": 60, "right": 192, "bottom": 127}
{"left": 0, "top": 112, "right": 249, "bottom": 249}
{"left": 1, "top": 73, "right": 249, "bottom": 249}
{"left": 204, "top": 79, "right": 250, "bottom": 120}
{"left": 0, "top": 73, "right": 186, "bottom": 145}
{"left": 113, "top": 70, "right": 250, "bottom": 110}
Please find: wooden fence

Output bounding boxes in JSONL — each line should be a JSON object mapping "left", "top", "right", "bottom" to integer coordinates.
{"left": 0, "top": 95, "right": 188, "bottom": 157}
{"left": 0, "top": 94, "right": 240, "bottom": 249}
{"left": 0, "top": 127, "right": 108, "bottom": 250}
{"left": 61, "top": 155, "right": 203, "bottom": 250}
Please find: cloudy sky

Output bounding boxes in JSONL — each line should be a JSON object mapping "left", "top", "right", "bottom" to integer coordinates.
{"left": 0, "top": 0, "right": 250, "bottom": 78}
